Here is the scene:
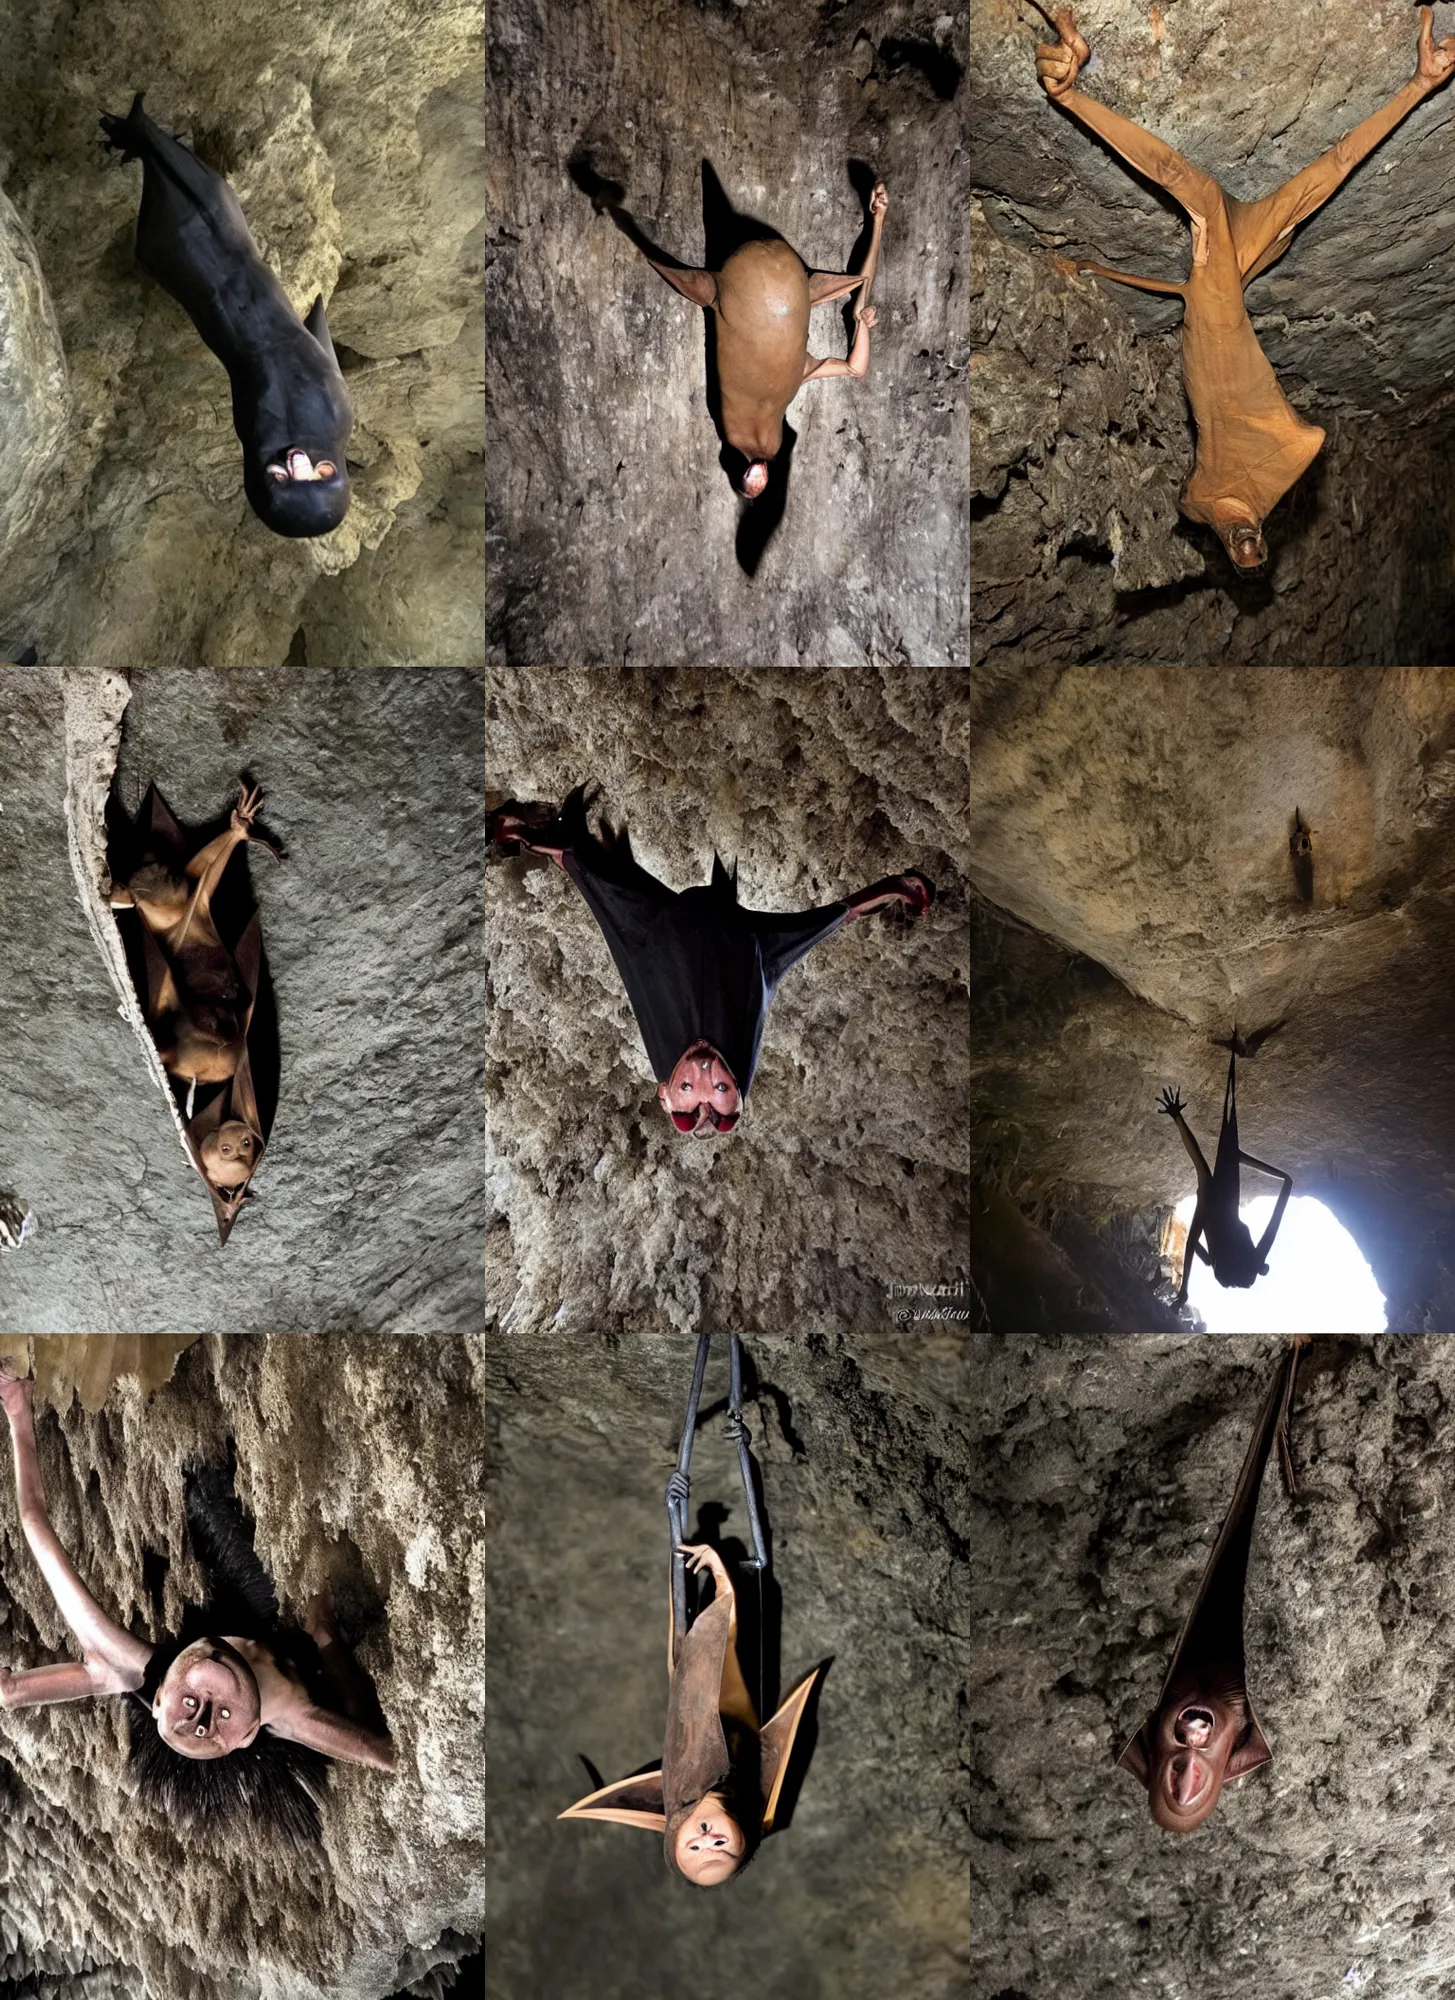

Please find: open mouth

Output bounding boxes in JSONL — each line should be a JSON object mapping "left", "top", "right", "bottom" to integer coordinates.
{"left": 1175, "top": 1704, "right": 1215, "bottom": 1747}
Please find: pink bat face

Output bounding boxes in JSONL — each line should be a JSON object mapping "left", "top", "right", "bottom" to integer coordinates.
{"left": 674, "top": 1795, "right": 746, "bottom": 1885}
{"left": 742, "top": 460, "right": 769, "bottom": 499}
{"left": 266, "top": 447, "right": 339, "bottom": 484}
{"left": 656, "top": 1043, "right": 742, "bottom": 1134}
{"left": 152, "top": 1641, "right": 262, "bottom": 1760}
{"left": 1144, "top": 1695, "right": 1256, "bottom": 1833}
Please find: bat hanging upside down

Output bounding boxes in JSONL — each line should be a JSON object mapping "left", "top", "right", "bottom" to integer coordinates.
{"left": 110, "top": 780, "right": 278, "bottom": 1241}
{"left": 1035, "top": 6, "right": 1455, "bottom": 568}
{"left": 100, "top": 93, "right": 353, "bottom": 539}
{"left": 636, "top": 181, "right": 888, "bottom": 498}
{"left": 1158, "top": 1049, "right": 1293, "bottom": 1303}
{"left": 1118, "top": 1341, "right": 1303, "bottom": 1832}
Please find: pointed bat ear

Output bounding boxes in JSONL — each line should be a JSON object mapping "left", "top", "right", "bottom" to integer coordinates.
{"left": 808, "top": 270, "right": 865, "bottom": 306}
{"left": 1224, "top": 1718, "right": 1272, "bottom": 1782}
{"left": 558, "top": 1770, "right": 667, "bottom": 1832}
{"left": 1116, "top": 1720, "right": 1152, "bottom": 1788}
{"left": 646, "top": 260, "right": 718, "bottom": 309}
{"left": 759, "top": 1666, "right": 825, "bottom": 1831}
{"left": 305, "top": 294, "right": 340, "bottom": 365}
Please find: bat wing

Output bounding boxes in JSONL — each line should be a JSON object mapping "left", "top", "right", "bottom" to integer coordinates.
{"left": 304, "top": 295, "right": 339, "bottom": 367}
{"left": 558, "top": 1769, "right": 667, "bottom": 1832}
{"left": 142, "top": 782, "right": 185, "bottom": 861}
{"left": 759, "top": 1664, "right": 825, "bottom": 1831}
{"left": 808, "top": 269, "right": 866, "bottom": 305}
{"left": 646, "top": 259, "right": 718, "bottom": 309}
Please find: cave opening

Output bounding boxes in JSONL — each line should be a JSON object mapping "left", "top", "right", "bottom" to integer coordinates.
{"left": 1170, "top": 1193, "right": 1387, "bottom": 1333}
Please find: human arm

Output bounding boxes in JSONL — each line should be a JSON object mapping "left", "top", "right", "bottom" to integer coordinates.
{"left": 1237, "top": 8, "right": 1455, "bottom": 273}
{"left": 0, "top": 1363, "right": 150, "bottom": 1698}
{"left": 1035, "top": 8, "right": 1223, "bottom": 223}
{"left": 1243, "top": 1156, "right": 1294, "bottom": 1265}
{"left": 265, "top": 1700, "right": 397, "bottom": 1771}
{"left": 843, "top": 870, "right": 935, "bottom": 921}
{"left": 802, "top": 304, "right": 877, "bottom": 382}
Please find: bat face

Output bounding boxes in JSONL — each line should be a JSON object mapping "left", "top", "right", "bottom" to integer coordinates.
{"left": 244, "top": 455, "right": 351, "bottom": 538}
{"left": 1139, "top": 1693, "right": 1268, "bottom": 1833}
{"left": 672, "top": 1794, "right": 747, "bottom": 1885}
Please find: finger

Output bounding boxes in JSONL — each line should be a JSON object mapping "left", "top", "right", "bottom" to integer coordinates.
{"left": 1422, "top": 4, "right": 1434, "bottom": 55}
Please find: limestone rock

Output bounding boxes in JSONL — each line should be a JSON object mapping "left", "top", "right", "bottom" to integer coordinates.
{"left": 0, "top": 184, "right": 69, "bottom": 563}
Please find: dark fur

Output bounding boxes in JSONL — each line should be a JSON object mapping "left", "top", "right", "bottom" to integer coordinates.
{"left": 100, "top": 93, "right": 352, "bottom": 539}
{"left": 126, "top": 1464, "right": 330, "bottom": 1847}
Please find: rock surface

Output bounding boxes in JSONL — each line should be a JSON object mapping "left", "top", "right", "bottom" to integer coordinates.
{"left": 487, "top": 0, "right": 969, "bottom": 667}
{"left": 972, "top": 1334, "right": 1455, "bottom": 1999}
{"left": 484, "top": 667, "right": 971, "bottom": 1995}
{"left": 0, "top": 2, "right": 483, "bottom": 667}
{"left": 0, "top": 1331, "right": 483, "bottom": 1999}
{"left": 969, "top": 666, "right": 1455, "bottom": 1331}
{"left": 0, "top": 184, "right": 69, "bottom": 569}
{"left": 971, "top": 0, "right": 1455, "bottom": 663}
{"left": 0, "top": 666, "right": 486, "bottom": 1334}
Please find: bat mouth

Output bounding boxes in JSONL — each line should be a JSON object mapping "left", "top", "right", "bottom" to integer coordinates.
{"left": 1175, "top": 1705, "right": 1216, "bottom": 1748}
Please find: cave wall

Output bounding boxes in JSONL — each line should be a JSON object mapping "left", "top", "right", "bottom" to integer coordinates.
{"left": 969, "top": 666, "right": 1455, "bottom": 1331}
{"left": 970, "top": 0, "right": 1455, "bottom": 664}
{"left": 487, "top": 0, "right": 969, "bottom": 668}
{"left": 0, "top": 666, "right": 486, "bottom": 1334}
{"left": 972, "top": 1335, "right": 1455, "bottom": 1998}
{"left": 0, "top": 0, "right": 483, "bottom": 667}
{"left": 0, "top": 1334, "right": 482, "bottom": 1999}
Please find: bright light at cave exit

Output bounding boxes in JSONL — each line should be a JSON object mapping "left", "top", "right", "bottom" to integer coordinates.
{"left": 1172, "top": 1194, "right": 1387, "bottom": 1333}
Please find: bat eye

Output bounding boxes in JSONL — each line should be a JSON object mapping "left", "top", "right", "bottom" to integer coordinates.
{"left": 183, "top": 1696, "right": 196, "bottom": 1711}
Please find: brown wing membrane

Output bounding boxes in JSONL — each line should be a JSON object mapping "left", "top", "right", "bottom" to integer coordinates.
{"left": 759, "top": 1664, "right": 825, "bottom": 1831}
{"left": 647, "top": 260, "right": 719, "bottom": 309}
{"left": 808, "top": 270, "right": 866, "bottom": 305}
{"left": 558, "top": 1770, "right": 667, "bottom": 1832}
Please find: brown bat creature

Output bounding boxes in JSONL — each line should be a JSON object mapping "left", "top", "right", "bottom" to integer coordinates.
{"left": 109, "top": 780, "right": 278, "bottom": 1241}
{"left": 1035, "top": 5, "right": 1455, "bottom": 568}
{"left": 1118, "top": 1340, "right": 1303, "bottom": 1833}
{"left": 559, "top": 1328, "right": 824, "bottom": 1886}
{"left": 635, "top": 180, "right": 887, "bottom": 498}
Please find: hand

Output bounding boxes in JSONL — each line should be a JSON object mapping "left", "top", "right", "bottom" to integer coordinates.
{"left": 0, "top": 1355, "right": 32, "bottom": 1419}
{"left": 1156, "top": 1086, "right": 1186, "bottom": 1119}
{"left": 1418, "top": 4, "right": 1455, "bottom": 85}
{"left": 1036, "top": 6, "right": 1089, "bottom": 99}
{"left": 897, "top": 869, "right": 935, "bottom": 918}
{"left": 869, "top": 182, "right": 888, "bottom": 220}
{"left": 854, "top": 302, "right": 878, "bottom": 328}
{"left": 231, "top": 781, "right": 263, "bottom": 833}
{"left": 677, "top": 1543, "right": 731, "bottom": 1592}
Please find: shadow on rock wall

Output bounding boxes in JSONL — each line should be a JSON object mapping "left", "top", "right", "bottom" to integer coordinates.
{"left": 487, "top": 0, "right": 968, "bottom": 667}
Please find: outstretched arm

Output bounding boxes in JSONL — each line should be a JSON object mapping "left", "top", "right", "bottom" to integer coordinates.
{"left": 1157, "top": 1087, "right": 1213, "bottom": 1192}
{"left": 1243, "top": 1159, "right": 1294, "bottom": 1265}
{"left": 266, "top": 1700, "right": 397, "bottom": 1771}
{"left": 1036, "top": 7, "right": 1223, "bottom": 224}
{"left": 1237, "top": 8, "right": 1455, "bottom": 272}
{"left": 0, "top": 1363, "right": 150, "bottom": 1698}
{"left": 843, "top": 871, "right": 935, "bottom": 921}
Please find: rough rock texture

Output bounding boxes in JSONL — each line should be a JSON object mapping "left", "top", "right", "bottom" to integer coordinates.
{"left": 487, "top": 0, "right": 969, "bottom": 668}
{"left": 0, "top": 1, "right": 483, "bottom": 668}
{"left": 486, "top": 1315, "right": 970, "bottom": 1999}
{"left": 971, "top": 0, "right": 1455, "bottom": 664}
{"left": 973, "top": 1334, "right": 1455, "bottom": 1999}
{"left": 0, "top": 666, "right": 485, "bottom": 1334}
{"left": 485, "top": 667, "right": 971, "bottom": 1341}
{"left": 484, "top": 667, "right": 970, "bottom": 1994}
{"left": 0, "top": 1332, "right": 482, "bottom": 1999}
{"left": 969, "top": 667, "right": 1455, "bottom": 1332}
{"left": 0, "top": 185, "right": 68, "bottom": 572}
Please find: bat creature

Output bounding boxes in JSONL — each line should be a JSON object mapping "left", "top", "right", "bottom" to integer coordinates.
{"left": 0, "top": 1359, "right": 394, "bottom": 1847}
{"left": 109, "top": 779, "right": 277, "bottom": 1241}
{"left": 603, "top": 177, "right": 887, "bottom": 499}
{"left": 1035, "top": 6, "right": 1455, "bottom": 568}
{"left": 1118, "top": 1340, "right": 1303, "bottom": 1833}
{"left": 1290, "top": 809, "right": 1314, "bottom": 902}
{"left": 1158, "top": 1050, "right": 1293, "bottom": 1304}
{"left": 559, "top": 1328, "right": 824, "bottom": 1886}
{"left": 488, "top": 786, "right": 934, "bottom": 1134}
{"left": 100, "top": 93, "right": 353, "bottom": 539}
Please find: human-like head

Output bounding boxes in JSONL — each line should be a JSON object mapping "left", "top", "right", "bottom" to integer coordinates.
{"left": 656, "top": 1044, "right": 742, "bottom": 1135}
{"left": 673, "top": 1793, "right": 747, "bottom": 1885}
{"left": 151, "top": 1639, "right": 262, "bottom": 1760}
{"left": 1224, "top": 519, "right": 1268, "bottom": 569}
{"left": 1214, "top": 1219, "right": 1267, "bottom": 1290}
{"left": 1136, "top": 1694, "right": 1266, "bottom": 1834}
{"left": 200, "top": 1121, "right": 262, "bottom": 1190}
{"left": 741, "top": 460, "right": 769, "bottom": 500}
{"left": 245, "top": 447, "right": 351, "bottom": 538}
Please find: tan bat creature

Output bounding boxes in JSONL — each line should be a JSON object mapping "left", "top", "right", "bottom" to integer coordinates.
{"left": 643, "top": 181, "right": 888, "bottom": 497}
{"left": 1036, "top": 5, "right": 1455, "bottom": 568}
